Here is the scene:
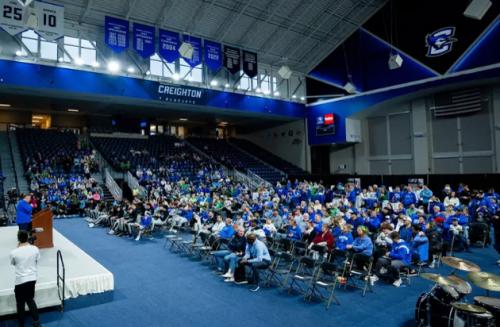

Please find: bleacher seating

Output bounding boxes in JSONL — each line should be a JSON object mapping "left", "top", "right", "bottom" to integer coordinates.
{"left": 17, "top": 128, "right": 95, "bottom": 175}
{"left": 230, "top": 138, "right": 309, "bottom": 178}
{"left": 187, "top": 137, "right": 285, "bottom": 184}
{"left": 91, "top": 135, "right": 218, "bottom": 181}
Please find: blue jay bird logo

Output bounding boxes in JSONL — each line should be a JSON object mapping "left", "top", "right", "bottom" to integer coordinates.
{"left": 426, "top": 27, "right": 457, "bottom": 57}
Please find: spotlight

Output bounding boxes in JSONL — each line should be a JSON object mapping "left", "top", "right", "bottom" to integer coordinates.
{"left": 274, "top": 91, "right": 280, "bottom": 96}
{"left": 300, "top": 96, "right": 305, "bottom": 101}
{"left": 0, "top": 104, "right": 11, "bottom": 108}
{"left": 74, "top": 57, "right": 84, "bottom": 66}
{"left": 464, "top": 0, "right": 491, "bottom": 20}
{"left": 67, "top": 108, "right": 79, "bottom": 112}
{"left": 172, "top": 73, "right": 180, "bottom": 81}
{"left": 179, "top": 118, "right": 188, "bottom": 121}
{"left": 178, "top": 42, "right": 194, "bottom": 59}
{"left": 15, "top": 50, "right": 23, "bottom": 56}
{"left": 343, "top": 82, "right": 356, "bottom": 94}
{"left": 58, "top": 57, "right": 64, "bottom": 63}
{"left": 278, "top": 65, "right": 292, "bottom": 79}
{"left": 210, "top": 80, "right": 218, "bottom": 86}
{"left": 145, "top": 70, "right": 151, "bottom": 75}
{"left": 255, "top": 88, "right": 261, "bottom": 93}
{"left": 388, "top": 53, "right": 403, "bottom": 70}
{"left": 92, "top": 61, "right": 100, "bottom": 68}
{"left": 263, "top": 90, "right": 270, "bottom": 95}
{"left": 107, "top": 61, "right": 120, "bottom": 73}
{"left": 127, "top": 67, "right": 135, "bottom": 73}
{"left": 292, "top": 94, "right": 297, "bottom": 99}
{"left": 224, "top": 83, "right": 230, "bottom": 88}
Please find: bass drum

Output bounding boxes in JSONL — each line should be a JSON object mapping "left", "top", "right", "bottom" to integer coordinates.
{"left": 474, "top": 297, "right": 500, "bottom": 327}
{"left": 416, "top": 285, "right": 461, "bottom": 326}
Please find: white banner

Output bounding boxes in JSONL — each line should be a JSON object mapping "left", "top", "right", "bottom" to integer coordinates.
{"left": 0, "top": 0, "right": 28, "bottom": 35}
{"left": 34, "top": 0, "right": 63, "bottom": 40}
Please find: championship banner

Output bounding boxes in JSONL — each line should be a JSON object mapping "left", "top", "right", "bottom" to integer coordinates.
{"left": 104, "top": 16, "right": 129, "bottom": 53}
{"left": 204, "top": 40, "right": 222, "bottom": 72}
{"left": 224, "top": 45, "right": 240, "bottom": 74}
{"left": 159, "top": 29, "right": 179, "bottom": 63}
{"left": 34, "top": 0, "right": 64, "bottom": 41}
{"left": 181, "top": 35, "right": 201, "bottom": 67}
{"left": 0, "top": 0, "right": 28, "bottom": 35}
{"left": 242, "top": 50, "right": 258, "bottom": 78}
{"left": 133, "top": 22, "right": 155, "bottom": 58}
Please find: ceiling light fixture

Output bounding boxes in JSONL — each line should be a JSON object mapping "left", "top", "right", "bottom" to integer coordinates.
{"left": 67, "top": 108, "right": 79, "bottom": 112}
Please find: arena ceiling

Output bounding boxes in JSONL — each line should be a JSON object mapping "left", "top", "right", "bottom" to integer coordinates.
{"left": 56, "top": 0, "right": 387, "bottom": 73}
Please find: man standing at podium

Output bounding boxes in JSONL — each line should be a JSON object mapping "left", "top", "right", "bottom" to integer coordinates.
{"left": 10, "top": 230, "right": 41, "bottom": 327}
{"left": 16, "top": 194, "right": 33, "bottom": 232}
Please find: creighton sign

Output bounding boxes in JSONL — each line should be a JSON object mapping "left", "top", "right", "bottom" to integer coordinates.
{"left": 157, "top": 84, "right": 206, "bottom": 105}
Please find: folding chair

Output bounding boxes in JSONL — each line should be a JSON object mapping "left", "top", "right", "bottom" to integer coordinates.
{"left": 265, "top": 251, "right": 294, "bottom": 288}
{"left": 343, "top": 254, "right": 374, "bottom": 296}
{"left": 286, "top": 256, "right": 317, "bottom": 295}
{"left": 305, "top": 261, "right": 340, "bottom": 308}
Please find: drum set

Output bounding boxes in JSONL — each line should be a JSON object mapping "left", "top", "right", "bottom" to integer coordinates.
{"left": 416, "top": 256, "right": 500, "bottom": 327}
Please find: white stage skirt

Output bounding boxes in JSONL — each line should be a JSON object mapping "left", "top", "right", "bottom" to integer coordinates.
{"left": 0, "top": 226, "right": 114, "bottom": 316}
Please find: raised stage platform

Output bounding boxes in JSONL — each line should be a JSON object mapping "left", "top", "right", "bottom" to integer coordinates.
{"left": 0, "top": 226, "right": 114, "bottom": 316}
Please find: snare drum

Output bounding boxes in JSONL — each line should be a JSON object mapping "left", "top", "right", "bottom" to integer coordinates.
{"left": 474, "top": 297, "right": 500, "bottom": 327}
{"left": 450, "top": 306, "right": 495, "bottom": 327}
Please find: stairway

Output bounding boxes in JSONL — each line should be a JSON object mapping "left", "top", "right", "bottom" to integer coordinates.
{"left": 8, "top": 132, "right": 29, "bottom": 194}
{"left": 0, "top": 132, "right": 17, "bottom": 193}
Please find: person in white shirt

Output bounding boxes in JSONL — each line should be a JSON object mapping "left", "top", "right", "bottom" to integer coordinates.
{"left": 10, "top": 230, "right": 41, "bottom": 327}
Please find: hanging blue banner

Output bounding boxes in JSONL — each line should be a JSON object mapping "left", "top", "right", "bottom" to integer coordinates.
{"left": 104, "top": 16, "right": 129, "bottom": 53}
{"left": 133, "top": 23, "right": 155, "bottom": 58}
{"left": 204, "top": 40, "right": 222, "bottom": 72}
{"left": 159, "top": 29, "right": 179, "bottom": 63}
{"left": 181, "top": 35, "right": 202, "bottom": 67}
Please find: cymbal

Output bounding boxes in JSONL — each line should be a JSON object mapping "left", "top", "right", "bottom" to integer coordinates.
{"left": 451, "top": 302, "right": 489, "bottom": 314}
{"left": 441, "top": 256, "right": 481, "bottom": 272}
{"left": 468, "top": 271, "right": 500, "bottom": 292}
{"left": 446, "top": 275, "right": 472, "bottom": 294}
{"left": 420, "top": 273, "right": 457, "bottom": 287}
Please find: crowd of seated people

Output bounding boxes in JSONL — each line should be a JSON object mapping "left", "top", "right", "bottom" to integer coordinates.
{"left": 84, "top": 169, "right": 500, "bottom": 292}
{"left": 17, "top": 128, "right": 102, "bottom": 215}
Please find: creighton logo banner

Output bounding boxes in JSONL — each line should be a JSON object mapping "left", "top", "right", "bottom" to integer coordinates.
{"left": 156, "top": 83, "right": 207, "bottom": 105}
{"left": 426, "top": 27, "right": 457, "bottom": 57}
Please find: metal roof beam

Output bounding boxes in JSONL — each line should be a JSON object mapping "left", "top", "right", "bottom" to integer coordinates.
{"left": 215, "top": 1, "right": 253, "bottom": 42}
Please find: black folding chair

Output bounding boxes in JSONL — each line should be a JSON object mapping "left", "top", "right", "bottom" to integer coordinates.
{"left": 286, "top": 256, "right": 317, "bottom": 295}
{"left": 265, "top": 251, "right": 294, "bottom": 288}
{"left": 343, "top": 253, "right": 374, "bottom": 297}
{"left": 305, "top": 261, "right": 340, "bottom": 308}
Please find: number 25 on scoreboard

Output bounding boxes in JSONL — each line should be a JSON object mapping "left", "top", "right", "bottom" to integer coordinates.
{"left": 3, "top": 4, "right": 22, "bottom": 20}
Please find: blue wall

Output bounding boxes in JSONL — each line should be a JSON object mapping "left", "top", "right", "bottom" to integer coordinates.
{"left": 307, "top": 66, "right": 500, "bottom": 145}
{"left": 0, "top": 59, "right": 305, "bottom": 118}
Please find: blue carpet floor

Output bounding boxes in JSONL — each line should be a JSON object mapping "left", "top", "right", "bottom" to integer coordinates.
{"left": 2, "top": 218, "right": 499, "bottom": 327}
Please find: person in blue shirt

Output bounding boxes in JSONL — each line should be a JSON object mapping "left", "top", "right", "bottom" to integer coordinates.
{"left": 240, "top": 233, "right": 272, "bottom": 292}
{"left": 286, "top": 219, "right": 302, "bottom": 241}
{"left": 16, "top": 194, "right": 33, "bottom": 232}
{"left": 420, "top": 185, "right": 433, "bottom": 206}
{"left": 218, "top": 218, "right": 235, "bottom": 240}
{"left": 135, "top": 212, "right": 152, "bottom": 241}
{"left": 347, "top": 226, "right": 373, "bottom": 270}
{"left": 386, "top": 231, "right": 413, "bottom": 287}
{"left": 411, "top": 226, "right": 429, "bottom": 264}
{"left": 398, "top": 217, "right": 413, "bottom": 243}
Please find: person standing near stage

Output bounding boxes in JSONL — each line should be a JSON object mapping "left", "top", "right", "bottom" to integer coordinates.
{"left": 10, "top": 230, "right": 41, "bottom": 327}
{"left": 16, "top": 194, "right": 33, "bottom": 232}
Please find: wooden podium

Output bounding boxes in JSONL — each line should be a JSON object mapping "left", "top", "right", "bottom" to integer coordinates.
{"left": 32, "top": 209, "right": 54, "bottom": 249}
